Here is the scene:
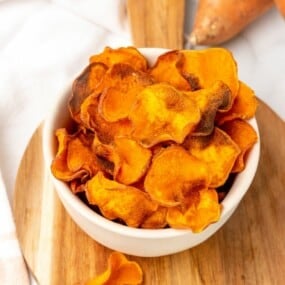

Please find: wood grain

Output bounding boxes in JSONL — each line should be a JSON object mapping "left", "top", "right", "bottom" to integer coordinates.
{"left": 13, "top": 100, "right": 285, "bottom": 285}
{"left": 127, "top": 0, "right": 185, "bottom": 49}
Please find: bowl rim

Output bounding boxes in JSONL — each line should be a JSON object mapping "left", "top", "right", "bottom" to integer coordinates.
{"left": 42, "top": 47, "right": 261, "bottom": 239}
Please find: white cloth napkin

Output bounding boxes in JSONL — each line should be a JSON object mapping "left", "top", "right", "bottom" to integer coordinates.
{"left": 0, "top": 170, "right": 30, "bottom": 285}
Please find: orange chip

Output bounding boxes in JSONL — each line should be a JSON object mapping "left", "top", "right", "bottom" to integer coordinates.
{"left": 51, "top": 128, "right": 99, "bottom": 182}
{"left": 80, "top": 92, "right": 132, "bottom": 143}
{"left": 167, "top": 188, "right": 221, "bottom": 232}
{"left": 184, "top": 127, "right": 241, "bottom": 187}
{"left": 69, "top": 62, "right": 108, "bottom": 123}
{"left": 90, "top": 46, "right": 148, "bottom": 71}
{"left": 221, "top": 119, "right": 258, "bottom": 172}
{"left": 67, "top": 136, "right": 98, "bottom": 176}
{"left": 113, "top": 137, "right": 152, "bottom": 185}
{"left": 185, "top": 81, "right": 231, "bottom": 136}
{"left": 92, "top": 138, "right": 116, "bottom": 176}
{"left": 85, "top": 251, "right": 143, "bottom": 285}
{"left": 216, "top": 81, "right": 258, "bottom": 125}
{"left": 128, "top": 83, "right": 201, "bottom": 147}
{"left": 94, "top": 137, "right": 152, "bottom": 185}
{"left": 144, "top": 146, "right": 209, "bottom": 206}
{"left": 86, "top": 172, "right": 158, "bottom": 227}
{"left": 181, "top": 48, "right": 239, "bottom": 110}
{"left": 141, "top": 206, "right": 168, "bottom": 229}
{"left": 98, "top": 64, "right": 153, "bottom": 122}
{"left": 149, "top": 50, "right": 192, "bottom": 90}
{"left": 51, "top": 128, "right": 80, "bottom": 181}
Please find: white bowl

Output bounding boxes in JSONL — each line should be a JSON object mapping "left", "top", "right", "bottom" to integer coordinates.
{"left": 42, "top": 48, "right": 260, "bottom": 257}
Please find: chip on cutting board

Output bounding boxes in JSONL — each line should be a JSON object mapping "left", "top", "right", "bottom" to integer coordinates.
{"left": 85, "top": 252, "right": 143, "bottom": 285}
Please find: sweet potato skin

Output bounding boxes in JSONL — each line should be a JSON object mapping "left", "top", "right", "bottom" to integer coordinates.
{"left": 190, "top": 0, "right": 274, "bottom": 46}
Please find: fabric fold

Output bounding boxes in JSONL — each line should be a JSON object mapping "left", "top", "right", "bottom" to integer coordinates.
{"left": 51, "top": 0, "right": 130, "bottom": 35}
{"left": 0, "top": 171, "right": 30, "bottom": 285}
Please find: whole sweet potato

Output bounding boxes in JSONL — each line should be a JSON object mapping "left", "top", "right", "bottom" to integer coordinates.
{"left": 189, "top": 0, "right": 274, "bottom": 46}
{"left": 274, "top": 0, "right": 285, "bottom": 16}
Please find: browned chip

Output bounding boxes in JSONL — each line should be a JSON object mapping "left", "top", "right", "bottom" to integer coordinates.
{"left": 69, "top": 62, "right": 108, "bottom": 123}
{"left": 93, "top": 141, "right": 115, "bottom": 176}
{"left": 94, "top": 137, "right": 152, "bottom": 185}
{"left": 141, "top": 206, "right": 168, "bottom": 229}
{"left": 98, "top": 64, "right": 153, "bottom": 122}
{"left": 128, "top": 83, "right": 201, "bottom": 147}
{"left": 144, "top": 146, "right": 209, "bottom": 206}
{"left": 80, "top": 92, "right": 132, "bottom": 143}
{"left": 51, "top": 128, "right": 99, "bottom": 182}
{"left": 69, "top": 180, "right": 86, "bottom": 194}
{"left": 51, "top": 128, "right": 79, "bottom": 181}
{"left": 185, "top": 80, "right": 231, "bottom": 136}
{"left": 89, "top": 46, "right": 148, "bottom": 71}
{"left": 86, "top": 172, "right": 158, "bottom": 227}
{"left": 167, "top": 188, "right": 221, "bottom": 232}
{"left": 221, "top": 119, "right": 258, "bottom": 172}
{"left": 216, "top": 81, "right": 258, "bottom": 125}
{"left": 149, "top": 50, "right": 192, "bottom": 90}
{"left": 181, "top": 48, "right": 239, "bottom": 110}
{"left": 184, "top": 127, "right": 241, "bottom": 187}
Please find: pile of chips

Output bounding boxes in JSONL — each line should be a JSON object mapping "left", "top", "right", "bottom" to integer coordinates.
{"left": 51, "top": 47, "right": 258, "bottom": 233}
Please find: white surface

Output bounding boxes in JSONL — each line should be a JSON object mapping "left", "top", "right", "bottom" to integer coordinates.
{"left": 42, "top": 46, "right": 260, "bottom": 256}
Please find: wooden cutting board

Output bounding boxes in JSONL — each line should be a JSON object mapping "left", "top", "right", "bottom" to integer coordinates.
{"left": 127, "top": 0, "right": 185, "bottom": 49}
{"left": 13, "top": 99, "right": 285, "bottom": 285}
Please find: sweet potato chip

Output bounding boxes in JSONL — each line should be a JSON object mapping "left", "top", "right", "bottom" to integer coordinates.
{"left": 144, "top": 146, "right": 209, "bottom": 206}
{"left": 86, "top": 172, "right": 158, "bottom": 227}
{"left": 149, "top": 50, "right": 192, "bottom": 90}
{"left": 181, "top": 48, "right": 239, "bottom": 110}
{"left": 51, "top": 128, "right": 99, "bottom": 182}
{"left": 80, "top": 92, "right": 132, "bottom": 143}
{"left": 141, "top": 206, "right": 168, "bottom": 229}
{"left": 67, "top": 136, "right": 99, "bottom": 176}
{"left": 167, "top": 188, "right": 221, "bottom": 232}
{"left": 128, "top": 83, "right": 201, "bottom": 147}
{"left": 51, "top": 128, "right": 80, "bottom": 181}
{"left": 216, "top": 81, "right": 258, "bottom": 125}
{"left": 221, "top": 119, "right": 258, "bottom": 172}
{"left": 90, "top": 46, "right": 148, "bottom": 71}
{"left": 85, "top": 251, "right": 143, "bottom": 285}
{"left": 69, "top": 62, "right": 108, "bottom": 123}
{"left": 69, "top": 179, "right": 86, "bottom": 194}
{"left": 185, "top": 81, "right": 231, "bottom": 136}
{"left": 184, "top": 127, "right": 241, "bottom": 187}
{"left": 98, "top": 64, "right": 153, "bottom": 122}
{"left": 94, "top": 137, "right": 152, "bottom": 185}
{"left": 93, "top": 140, "right": 116, "bottom": 175}
{"left": 113, "top": 137, "right": 152, "bottom": 185}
